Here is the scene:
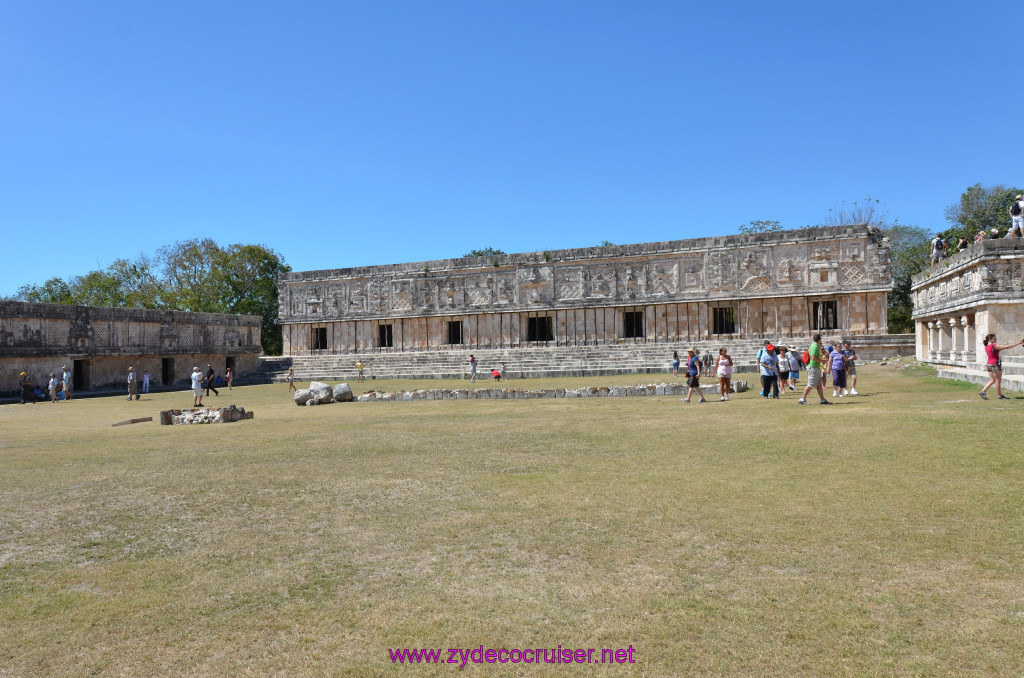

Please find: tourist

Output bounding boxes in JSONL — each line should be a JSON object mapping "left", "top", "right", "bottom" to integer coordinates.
{"left": 672, "top": 350, "right": 680, "bottom": 378}
{"left": 955, "top": 235, "right": 970, "bottom": 252}
{"left": 979, "top": 333, "right": 1024, "bottom": 400}
{"left": 715, "top": 348, "right": 733, "bottom": 401}
{"left": 204, "top": 364, "right": 219, "bottom": 397}
{"left": 61, "top": 365, "right": 72, "bottom": 400}
{"left": 798, "top": 334, "right": 832, "bottom": 405}
{"left": 18, "top": 371, "right": 33, "bottom": 404}
{"left": 191, "top": 366, "right": 204, "bottom": 406}
{"left": 500, "top": 362, "right": 507, "bottom": 379}
{"left": 775, "top": 346, "right": 789, "bottom": 396}
{"left": 287, "top": 367, "right": 296, "bottom": 391}
{"left": 1009, "top": 194, "right": 1024, "bottom": 238}
{"left": 755, "top": 340, "right": 773, "bottom": 395}
{"left": 356, "top": 360, "right": 365, "bottom": 382}
{"left": 225, "top": 367, "right": 233, "bottom": 390}
{"left": 930, "top": 234, "right": 946, "bottom": 266}
{"left": 702, "top": 348, "right": 714, "bottom": 377}
{"left": 469, "top": 354, "right": 477, "bottom": 382}
{"left": 974, "top": 229, "right": 988, "bottom": 243}
{"left": 491, "top": 368, "right": 502, "bottom": 381}
{"left": 830, "top": 345, "right": 848, "bottom": 398}
{"left": 47, "top": 372, "right": 59, "bottom": 403}
{"left": 126, "top": 367, "right": 138, "bottom": 401}
{"left": 681, "top": 349, "right": 706, "bottom": 403}
{"left": 841, "top": 341, "right": 859, "bottom": 395}
{"left": 786, "top": 346, "right": 801, "bottom": 390}
{"left": 142, "top": 369, "right": 150, "bottom": 394}
{"left": 758, "top": 343, "right": 779, "bottom": 399}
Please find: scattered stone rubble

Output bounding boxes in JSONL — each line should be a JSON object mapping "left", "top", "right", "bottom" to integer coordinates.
{"left": 294, "top": 381, "right": 352, "bottom": 406}
{"left": 352, "top": 380, "right": 748, "bottom": 403}
{"left": 160, "top": 405, "right": 254, "bottom": 425}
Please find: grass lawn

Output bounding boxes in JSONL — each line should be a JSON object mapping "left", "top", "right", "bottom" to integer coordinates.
{"left": 2, "top": 364, "right": 1023, "bottom": 676}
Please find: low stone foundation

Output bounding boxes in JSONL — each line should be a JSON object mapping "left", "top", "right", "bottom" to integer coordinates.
{"left": 160, "top": 405, "right": 255, "bottom": 425}
{"left": 352, "top": 381, "right": 749, "bottom": 402}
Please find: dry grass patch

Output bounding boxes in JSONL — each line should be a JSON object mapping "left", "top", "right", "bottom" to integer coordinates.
{"left": 2, "top": 365, "right": 1024, "bottom": 676}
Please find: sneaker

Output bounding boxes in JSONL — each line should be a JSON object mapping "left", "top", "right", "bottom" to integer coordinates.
{"left": 842, "top": 390, "right": 849, "bottom": 396}
{"left": 788, "top": 386, "right": 795, "bottom": 390}
{"left": 997, "top": 395, "right": 1009, "bottom": 400}
{"left": 850, "top": 389, "right": 858, "bottom": 395}
{"left": 979, "top": 392, "right": 988, "bottom": 400}
{"left": 772, "top": 395, "right": 779, "bottom": 399}
{"left": 681, "top": 399, "right": 690, "bottom": 403}
{"left": 698, "top": 398, "right": 706, "bottom": 403}
{"left": 832, "top": 391, "right": 838, "bottom": 397}
{"left": 820, "top": 399, "right": 832, "bottom": 405}
{"left": 724, "top": 395, "right": 729, "bottom": 401}
{"left": 720, "top": 397, "right": 726, "bottom": 401}
{"left": 798, "top": 399, "right": 808, "bottom": 405}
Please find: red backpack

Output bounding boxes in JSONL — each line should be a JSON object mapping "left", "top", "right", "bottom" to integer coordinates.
{"left": 802, "top": 349, "right": 811, "bottom": 365}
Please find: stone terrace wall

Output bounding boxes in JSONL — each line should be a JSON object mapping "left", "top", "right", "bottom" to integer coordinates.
{"left": 1, "top": 301, "right": 263, "bottom": 393}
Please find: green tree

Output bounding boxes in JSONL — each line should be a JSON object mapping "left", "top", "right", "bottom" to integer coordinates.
{"left": 210, "top": 244, "right": 291, "bottom": 355}
{"left": 738, "top": 220, "right": 782, "bottom": 234}
{"left": 463, "top": 247, "right": 505, "bottom": 258}
{"left": 943, "top": 183, "right": 1023, "bottom": 240}
{"left": 879, "top": 223, "right": 931, "bottom": 333}
{"left": 154, "top": 238, "right": 224, "bottom": 313}
{"left": 15, "top": 277, "right": 78, "bottom": 304}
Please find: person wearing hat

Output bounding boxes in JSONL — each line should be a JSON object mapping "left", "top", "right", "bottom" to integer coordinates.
{"left": 19, "top": 371, "right": 34, "bottom": 404}
{"left": 127, "top": 367, "right": 138, "bottom": 401}
{"left": 1009, "top": 194, "right": 1024, "bottom": 238}
{"left": 191, "top": 367, "right": 204, "bottom": 407}
{"left": 758, "top": 343, "right": 780, "bottom": 399}
{"left": 61, "top": 365, "right": 72, "bottom": 400}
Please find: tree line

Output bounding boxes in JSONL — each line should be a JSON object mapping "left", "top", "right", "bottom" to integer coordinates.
{"left": 7, "top": 240, "right": 290, "bottom": 355}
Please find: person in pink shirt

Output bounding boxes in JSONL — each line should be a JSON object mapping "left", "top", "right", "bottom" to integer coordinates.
{"left": 979, "top": 333, "right": 1024, "bottom": 400}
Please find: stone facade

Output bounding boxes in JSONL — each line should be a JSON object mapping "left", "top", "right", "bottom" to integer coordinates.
{"left": 1, "top": 301, "right": 262, "bottom": 394}
{"left": 911, "top": 238, "right": 1024, "bottom": 391}
{"left": 278, "top": 225, "right": 892, "bottom": 355}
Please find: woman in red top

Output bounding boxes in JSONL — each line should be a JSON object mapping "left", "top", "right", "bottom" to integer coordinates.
{"left": 979, "top": 333, "right": 1024, "bottom": 400}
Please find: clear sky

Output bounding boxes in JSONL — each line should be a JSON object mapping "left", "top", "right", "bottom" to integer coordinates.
{"left": 1, "top": 1, "right": 1020, "bottom": 296}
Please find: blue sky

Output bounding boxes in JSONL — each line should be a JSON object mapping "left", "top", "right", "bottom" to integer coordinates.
{"left": 1, "top": 1, "right": 1020, "bottom": 296}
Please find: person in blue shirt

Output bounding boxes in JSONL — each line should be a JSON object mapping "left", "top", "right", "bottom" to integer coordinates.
{"left": 759, "top": 344, "right": 780, "bottom": 399}
{"left": 681, "top": 349, "right": 706, "bottom": 403}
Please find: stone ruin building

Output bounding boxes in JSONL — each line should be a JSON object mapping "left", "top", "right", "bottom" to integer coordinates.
{"left": 912, "top": 237, "right": 1024, "bottom": 392}
{"left": 1, "top": 301, "right": 262, "bottom": 395}
{"left": 272, "top": 224, "right": 911, "bottom": 380}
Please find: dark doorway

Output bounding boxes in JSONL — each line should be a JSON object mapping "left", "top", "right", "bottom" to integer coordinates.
{"left": 623, "top": 311, "right": 645, "bottom": 339}
{"left": 447, "top": 321, "right": 463, "bottom": 345}
{"left": 162, "top": 358, "right": 174, "bottom": 386}
{"left": 712, "top": 307, "right": 737, "bottom": 334}
{"left": 378, "top": 324, "right": 394, "bottom": 348}
{"left": 311, "top": 327, "right": 328, "bottom": 350}
{"left": 812, "top": 301, "right": 838, "bottom": 330}
{"left": 225, "top": 356, "right": 235, "bottom": 373}
{"left": 526, "top": 316, "right": 554, "bottom": 342}
{"left": 73, "top": 360, "right": 88, "bottom": 391}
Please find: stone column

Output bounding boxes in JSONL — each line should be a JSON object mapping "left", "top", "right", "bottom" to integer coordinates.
{"left": 961, "top": 316, "right": 975, "bottom": 362}
{"left": 948, "top": 318, "right": 959, "bottom": 362}
{"left": 936, "top": 321, "right": 946, "bottom": 360}
{"left": 927, "top": 321, "right": 936, "bottom": 360}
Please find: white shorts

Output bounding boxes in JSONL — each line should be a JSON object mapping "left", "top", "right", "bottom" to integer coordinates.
{"left": 193, "top": 386, "right": 203, "bottom": 397}
{"left": 807, "top": 367, "right": 823, "bottom": 388}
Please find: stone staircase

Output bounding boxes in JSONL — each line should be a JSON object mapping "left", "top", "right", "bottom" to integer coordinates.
{"left": 256, "top": 334, "right": 913, "bottom": 383}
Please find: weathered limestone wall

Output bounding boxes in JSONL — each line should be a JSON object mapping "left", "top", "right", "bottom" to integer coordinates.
{"left": 279, "top": 225, "right": 893, "bottom": 355}
{"left": 1, "top": 301, "right": 263, "bottom": 393}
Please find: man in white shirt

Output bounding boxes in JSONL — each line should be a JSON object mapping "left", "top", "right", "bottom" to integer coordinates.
{"left": 62, "top": 365, "right": 73, "bottom": 400}
{"left": 191, "top": 367, "right": 204, "bottom": 407}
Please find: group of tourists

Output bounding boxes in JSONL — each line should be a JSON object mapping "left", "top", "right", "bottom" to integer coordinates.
{"left": 17, "top": 366, "right": 75, "bottom": 404}
{"left": 930, "top": 194, "right": 1024, "bottom": 265}
{"left": 671, "top": 335, "right": 861, "bottom": 405}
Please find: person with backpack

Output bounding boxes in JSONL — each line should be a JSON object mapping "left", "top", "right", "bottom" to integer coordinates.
{"left": 798, "top": 334, "right": 831, "bottom": 405}
{"left": 1009, "top": 194, "right": 1024, "bottom": 238}
{"left": 786, "top": 346, "right": 801, "bottom": 390}
{"left": 755, "top": 340, "right": 773, "bottom": 396}
{"left": 930, "top": 234, "right": 946, "bottom": 265}
{"left": 681, "top": 348, "right": 706, "bottom": 403}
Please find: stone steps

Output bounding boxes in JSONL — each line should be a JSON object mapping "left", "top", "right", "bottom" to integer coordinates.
{"left": 257, "top": 336, "right": 908, "bottom": 382}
